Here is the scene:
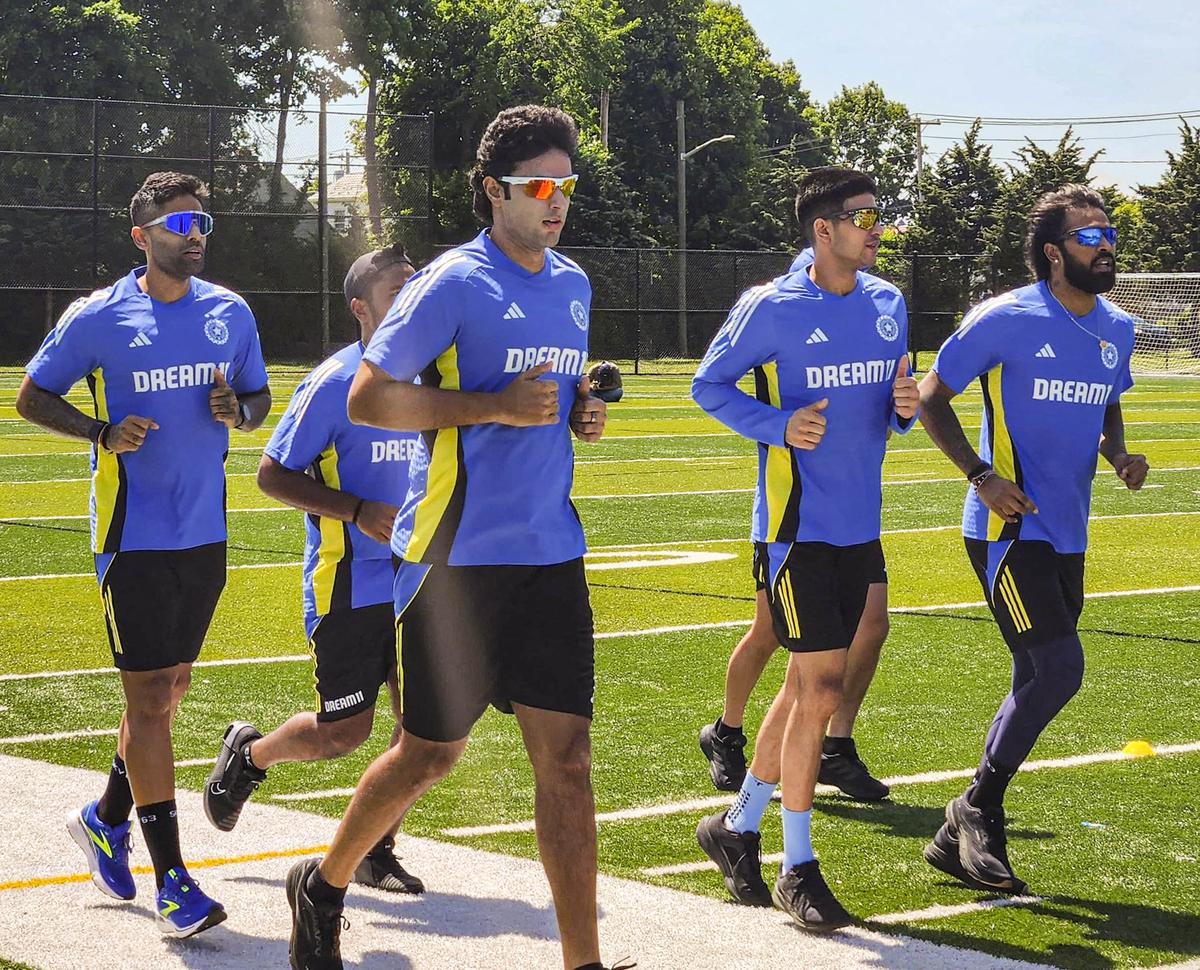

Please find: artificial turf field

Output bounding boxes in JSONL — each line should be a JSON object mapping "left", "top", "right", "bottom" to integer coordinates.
{"left": 0, "top": 363, "right": 1197, "bottom": 969}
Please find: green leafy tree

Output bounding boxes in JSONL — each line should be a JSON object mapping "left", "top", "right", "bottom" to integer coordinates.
{"left": 985, "top": 129, "right": 1101, "bottom": 289}
{"left": 1138, "top": 119, "right": 1200, "bottom": 272}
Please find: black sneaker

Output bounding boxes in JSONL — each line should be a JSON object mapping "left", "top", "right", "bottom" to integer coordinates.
{"left": 353, "top": 836, "right": 424, "bottom": 894}
{"left": 699, "top": 721, "right": 747, "bottom": 792}
{"left": 923, "top": 820, "right": 1029, "bottom": 895}
{"left": 286, "top": 859, "right": 347, "bottom": 970}
{"left": 573, "top": 961, "right": 637, "bottom": 970}
{"left": 772, "top": 860, "right": 853, "bottom": 932}
{"left": 945, "top": 795, "right": 1024, "bottom": 891}
{"left": 695, "top": 811, "right": 772, "bottom": 906}
{"left": 817, "top": 738, "right": 889, "bottom": 801}
{"left": 204, "top": 721, "right": 267, "bottom": 832}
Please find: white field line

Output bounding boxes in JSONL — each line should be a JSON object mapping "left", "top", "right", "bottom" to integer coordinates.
{"left": 4, "top": 584, "right": 1199, "bottom": 687}
{"left": 0, "top": 560, "right": 301, "bottom": 583}
{"left": 642, "top": 852, "right": 784, "bottom": 877}
{"left": 447, "top": 740, "right": 1200, "bottom": 838}
{"left": 175, "top": 757, "right": 215, "bottom": 768}
{"left": 869, "top": 896, "right": 1046, "bottom": 926}
{"left": 0, "top": 728, "right": 117, "bottom": 744}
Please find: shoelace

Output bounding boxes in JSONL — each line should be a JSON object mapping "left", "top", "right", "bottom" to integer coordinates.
{"left": 230, "top": 760, "right": 265, "bottom": 799}
{"left": 313, "top": 907, "right": 349, "bottom": 955}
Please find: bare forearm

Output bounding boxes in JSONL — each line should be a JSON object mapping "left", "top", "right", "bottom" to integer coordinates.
{"left": 257, "top": 457, "right": 359, "bottom": 520}
{"left": 349, "top": 366, "right": 503, "bottom": 431}
{"left": 1099, "top": 403, "right": 1128, "bottom": 465}
{"left": 917, "top": 375, "right": 982, "bottom": 475}
{"left": 15, "top": 377, "right": 99, "bottom": 441}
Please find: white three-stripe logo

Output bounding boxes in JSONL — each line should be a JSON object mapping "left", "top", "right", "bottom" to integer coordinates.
{"left": 806, "top": 328, "right": 829, "bottom": 345}
{"left": 1035, "top": 343, "right": 1056, "bottom": 359}
{"left": 128, "top": 332, "right": 153, "bottom": 348}
{"left": 502, "top": 302, "right": 526, "bottom": 320}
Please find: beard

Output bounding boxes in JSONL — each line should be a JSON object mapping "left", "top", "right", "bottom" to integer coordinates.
{"left": 154, "top": 244, "right": 205, "bottom": 281}
{"left": 1062, "top": 248, "right": 1115, "bottom": 294}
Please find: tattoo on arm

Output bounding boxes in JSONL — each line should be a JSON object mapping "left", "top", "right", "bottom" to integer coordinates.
{"left": 15, "top": 378, "right": 97, "bottom": 442}
{"left": 917, "top": 373, "right": 983, "bottom": 476}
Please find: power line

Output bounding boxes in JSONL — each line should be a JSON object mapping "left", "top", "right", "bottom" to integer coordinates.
{"left": 924, "top": 130, "right": 1179, "bottom": 143}
{"left": 920, "top": 109, "right": 1200, "bottom": 127}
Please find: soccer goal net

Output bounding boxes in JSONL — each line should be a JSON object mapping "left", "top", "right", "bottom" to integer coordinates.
{"left": 1107, "top": 273, "right": 1200, "bottom": 376}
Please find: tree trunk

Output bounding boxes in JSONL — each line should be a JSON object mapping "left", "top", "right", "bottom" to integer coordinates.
{"left": 271, "top": 48, "right": 297, "bottom": 205}
{"left": 365, "top": 74, "right": 383, "bottom": 238}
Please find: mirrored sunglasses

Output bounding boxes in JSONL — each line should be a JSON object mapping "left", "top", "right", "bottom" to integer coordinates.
{"left": 1062, "top": 226, "right": 1117, "bottom": 247}
{"left": 499, "top": 175, "right": 579, "bottom": 200}
{"left": 828, "top": 206, "right": 884, "bottom": 231}
{"left": 140, "top": 210, "right": 214, "bottom": 236}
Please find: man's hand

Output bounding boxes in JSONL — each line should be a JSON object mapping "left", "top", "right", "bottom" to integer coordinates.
{"left": 892, "top": 355, "right": 919, "bottom": 420}
{"left": 496, "top": 362, "right": 559, "bottom": 427}
{"left": 785, "top": 398, "right": 828, "bottom": 450}
{"left": 1112, "top": 452, "right": 1150, "bottom": 490}
{"left": 569, "top": 375, "right": 606, "bottom": 443}
{"left": 354, "top": 500, "right": 401, "bottom": 544}
{"left": 104, "top": 415, "right": 159, "bottom": 454}
{"left": 976, "top": 474, "right": 1039, "bottom": 523}
{"left": 209, "top": 368, "right": 240, "bottom": 428}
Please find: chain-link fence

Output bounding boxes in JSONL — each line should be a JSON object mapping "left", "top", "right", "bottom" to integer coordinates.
{"left": 0, "top": 93, "right": 433, "bottom": 362}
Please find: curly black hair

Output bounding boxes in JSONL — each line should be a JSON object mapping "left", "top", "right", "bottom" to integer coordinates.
{"left": 1025, "top": 184, "right": 1108, "bottom": 281}
{"left": 470, "top": 105, "right": 579, "bottom": 223}
{"left": 130, "top": 171, "right": 209, "bottom": 226}
{"left": 794, "top": 167, "right": 878, "bottom": 245}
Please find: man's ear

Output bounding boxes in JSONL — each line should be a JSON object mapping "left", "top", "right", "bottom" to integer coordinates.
{"left": 131, "top": 226, "right": 149, "bottom": 254}
{"left": 349, "top": 296, "right": 369, "bottom": 326}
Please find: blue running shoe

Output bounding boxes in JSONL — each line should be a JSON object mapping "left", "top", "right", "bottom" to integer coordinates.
{"left": 155, "top": 867, "right": 226, "bottom": 938}
{"left": 67, "top": 800, "right": 136, "bottom": 900}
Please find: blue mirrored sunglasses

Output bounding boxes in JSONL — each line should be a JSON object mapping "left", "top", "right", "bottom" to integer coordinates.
{"left": 1062, "top": 226, "right": 1116, "bottom": 247}
{"left": 140, "top": 210, "right": 214, "bottom": 236}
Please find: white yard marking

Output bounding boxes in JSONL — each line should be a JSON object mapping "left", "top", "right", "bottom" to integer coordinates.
{"left": 869, "top": 897, "right": 1046, "bottom": 925}
{"left": 585, "top": 549, "right": 736, "bottom": 570}
{"left": 0, "top": 728, "right": 117, "bottom": 744}
{"left": 449, "top": 740, "right": 1200, "bottom": 838}
{"left": 0, "top": 756, "right": 1045, "bottom": 970}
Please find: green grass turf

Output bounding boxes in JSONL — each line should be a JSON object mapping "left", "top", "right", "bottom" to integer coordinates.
{"left": 0, "top": 366, "right": 1197, "bottom": 969}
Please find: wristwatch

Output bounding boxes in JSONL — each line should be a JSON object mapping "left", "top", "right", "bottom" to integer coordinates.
{"left": 967, "top": 461, "right": 994, "bottom": 489}
{"left": 234, "top": 402, "right": 251, "bottom": 429}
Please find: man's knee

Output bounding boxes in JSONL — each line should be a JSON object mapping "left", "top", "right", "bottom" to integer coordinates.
{"left": 794, "top": 669, "right": 845, "bottom": 717}
{"left": 318, "top": 709, "right": 376, "bottom": 757}
{"left": 534, "top": 728, "right": 593, "bottom": 793}
{"left": 398, "top": 736, "right": 464, "bottom": 784}
{"left": 123, "top": 672, "right": 177, "bottom": 724}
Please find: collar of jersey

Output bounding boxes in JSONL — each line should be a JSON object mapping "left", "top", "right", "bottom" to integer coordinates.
{"left": 128, "top": 267, "right": 199, "bottom": 307}
{"left": 480, "top": 229, "right": 552, "bottom": 281}
{"left": 794, "top": 264, "right": 862, "bottom": 300}
{"left": 1038, "top": 280, "right": 1108, "bottom": 337}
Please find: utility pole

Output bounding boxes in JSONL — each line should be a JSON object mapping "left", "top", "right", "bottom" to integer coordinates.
{"left": 600, "top": 90, "right": 610, "bottom": 150}
{"left": 914, "top": 115, "right": 941, "bottom": 207}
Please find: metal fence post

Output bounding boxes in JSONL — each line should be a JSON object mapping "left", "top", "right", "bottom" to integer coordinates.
{"left": 426, "top": 112, "right": 435, "bottom": 252}
{"left": 634, "top": 248, "right": 642, "bottom": 375}
{"left": 909, "top": 254, "right": 919, "bottom": 371}
{"left": 91, "top": 99, "right": 100, "bottom": 285}
{"left": 318, "top": 91, "right": 329, "bottom": 354}
{"left": 207, "top": 107, "right": 216, "bottom": 198}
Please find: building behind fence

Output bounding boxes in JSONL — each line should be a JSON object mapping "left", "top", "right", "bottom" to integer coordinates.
{"left": 3, "top": 94, "right": 994, "bottom": 371}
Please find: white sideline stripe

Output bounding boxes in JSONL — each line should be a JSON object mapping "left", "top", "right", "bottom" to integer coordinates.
{"left": 0, "top": 728, "right": 117, "bottom": 744}
{"left": 869, "top": 896, "right": 1046, "bottom": 925}
{"left": 447, "top": 740, "right": 1200, "bottom": 838}
{"left": 0, "top": 560, "right": 300, "bottom": 582}
{"left": 175, "top": 757, "right": 215, "bottom": 768}
{"left": 5, "top": 585, "right": 1200, "bottom": 686}
{"left": 642, "top": 852, "right": 787, "bottom": 877}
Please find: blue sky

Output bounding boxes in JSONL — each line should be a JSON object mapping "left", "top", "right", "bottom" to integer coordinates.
{"left": 735, "top": 0, "right": 1200, "bottom": 192}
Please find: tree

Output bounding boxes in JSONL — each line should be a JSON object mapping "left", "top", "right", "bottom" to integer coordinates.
{"left": 810, "top": 82, "right": 916, "bottom": 214}
{"left": 985, "top": 129, "right": 1101, "bottom": 289}
{"left": 1138, "top": 119, "right": 1200, "bottom": 272}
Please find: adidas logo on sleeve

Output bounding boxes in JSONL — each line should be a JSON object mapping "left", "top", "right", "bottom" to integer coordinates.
{"left": 806, "top": 328, "right": 829, "bottom": 345}
{"left": 1035, "top": 343, "right": 1056, "bottom": 359}
{"left": 502, "top": 302, "right": 526, "bottom": 320}
{"left": 128, "top": 332, "right": 153, "bottom": 348}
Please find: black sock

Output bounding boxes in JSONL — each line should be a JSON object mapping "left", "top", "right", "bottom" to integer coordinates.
{"left": 96, "top": 754, "right": 133, "bottom": 827}
{"left": 713, "top": 717, "right": 741, "bottom": 739}
{"left": 137, "top": 800, "right": 183, "bottom": 888}
{"left": 966, "top": 755, "right": 1018, "bottom": 809}
{"left": 369, "top": 834, "right": 396, "bottom": 857}
{"left": 822, "top": 735, "right": 854, "bottom": 757}
{"left": 307, "top": 864, "right": 347, "bottom": 907}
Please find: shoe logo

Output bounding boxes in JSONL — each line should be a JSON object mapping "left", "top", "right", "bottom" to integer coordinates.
{"left": 86, "top": 824, "right": 114, "bottom": 859}
{"left": 1035, "top": 343, "right": 1056, "bottom": 359}
{"left": 160, "top": 900, "right": 180, "bottom": 917}
{"left": 806, "top": 328, "right": 829, "bottom": 345}
{"left": 502, "top": 302, "right": 526, "bottom": 320}
{"left": 128, "top": 332, "right": 153, "bottom": 349}
{"left": 209, "top": 782, "right": 227, "bottom": 796}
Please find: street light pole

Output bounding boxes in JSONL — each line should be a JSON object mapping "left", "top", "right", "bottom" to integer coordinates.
{"left": 914, "top": 115, "right": 941, "bottom": 207}
{"left": 676, "top": 99, "right": 735, "bottom": 358}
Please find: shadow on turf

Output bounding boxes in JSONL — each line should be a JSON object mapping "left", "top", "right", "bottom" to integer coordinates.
{"left": 814, "top": 796, "right": 1055, "bottom": 843}
{"left": 886, "top": 895, "right": 1200, "bottom": 969}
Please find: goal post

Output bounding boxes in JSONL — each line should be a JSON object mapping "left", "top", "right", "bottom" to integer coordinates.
{"left": 1107, "top": 273, "right": 1200, "bottom": 376}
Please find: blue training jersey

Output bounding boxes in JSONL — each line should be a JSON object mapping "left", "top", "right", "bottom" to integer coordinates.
{"left": 933, "top": 281, "right": 1135, "bottom": 554}
{"left": 26, "top": 268, "right": 268, "bottom": 555}
{"left": 264, "top": 341, "right": 417, "bottom": 638}
{"left": 363, "top": 229, "right": 590, "bottom": 566}
{"left": 693, "top": 266, "right": 915, "bottom": 546}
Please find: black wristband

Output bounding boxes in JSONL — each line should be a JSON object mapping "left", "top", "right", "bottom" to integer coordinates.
{"left": 966, "top": 461, "right": 991, "bottom": 482}
{"left": 89, "top": 420, "right": 110, "bottom": 450}
{"left": 351, "top": 498, "right": 365, "bottom": 526}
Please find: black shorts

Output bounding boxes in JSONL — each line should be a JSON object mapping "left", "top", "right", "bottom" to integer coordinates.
{"left": 965, "top": 538, "right": 1085, "bottom": 651}
{"left": 395, "top": 558, "right": 595, "bottom": 742}
{"left": 311, "top": 603, "right": 397, "bottom": 722}
{"left": 754, "top": 540, "right": 887, "bottom": 653}
{"left": 98, "top": 543, "right": 226, "bottom": 672}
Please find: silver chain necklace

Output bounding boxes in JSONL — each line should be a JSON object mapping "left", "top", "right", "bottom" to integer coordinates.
{"left": 1047, "top": 285, "right": 1109, "bottom": 349}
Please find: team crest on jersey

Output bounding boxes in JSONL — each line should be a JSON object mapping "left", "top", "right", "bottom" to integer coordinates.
{"left": 204, "top": 317, "right": 230, "bottom": 346}
{"left": 570, "top": 299, "right": 589, "bottom": 332}
{"left": 1100, "top": 341, "right": 1119, "bottom": 370}
{"left": 875, "top": 315, "right": 900, "bottom": 341}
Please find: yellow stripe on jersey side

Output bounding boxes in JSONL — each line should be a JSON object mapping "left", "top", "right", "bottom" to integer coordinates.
{"left": 984, "top": 366, "right": 1017, "bottom": 541}
{"left": 999, "top": 567, "right": 1032, "bottom": 632}
{"left": 90, "top": 369, "right": 121, "bottom": 554}
{"left": 406, "top": 345, "right": 463, "bottom": 562}
{"left": 311, "top": 444, "right": 345, "bottom": 616}
{"left": 760, "top": 362, "right": 795, "bottom": 541}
